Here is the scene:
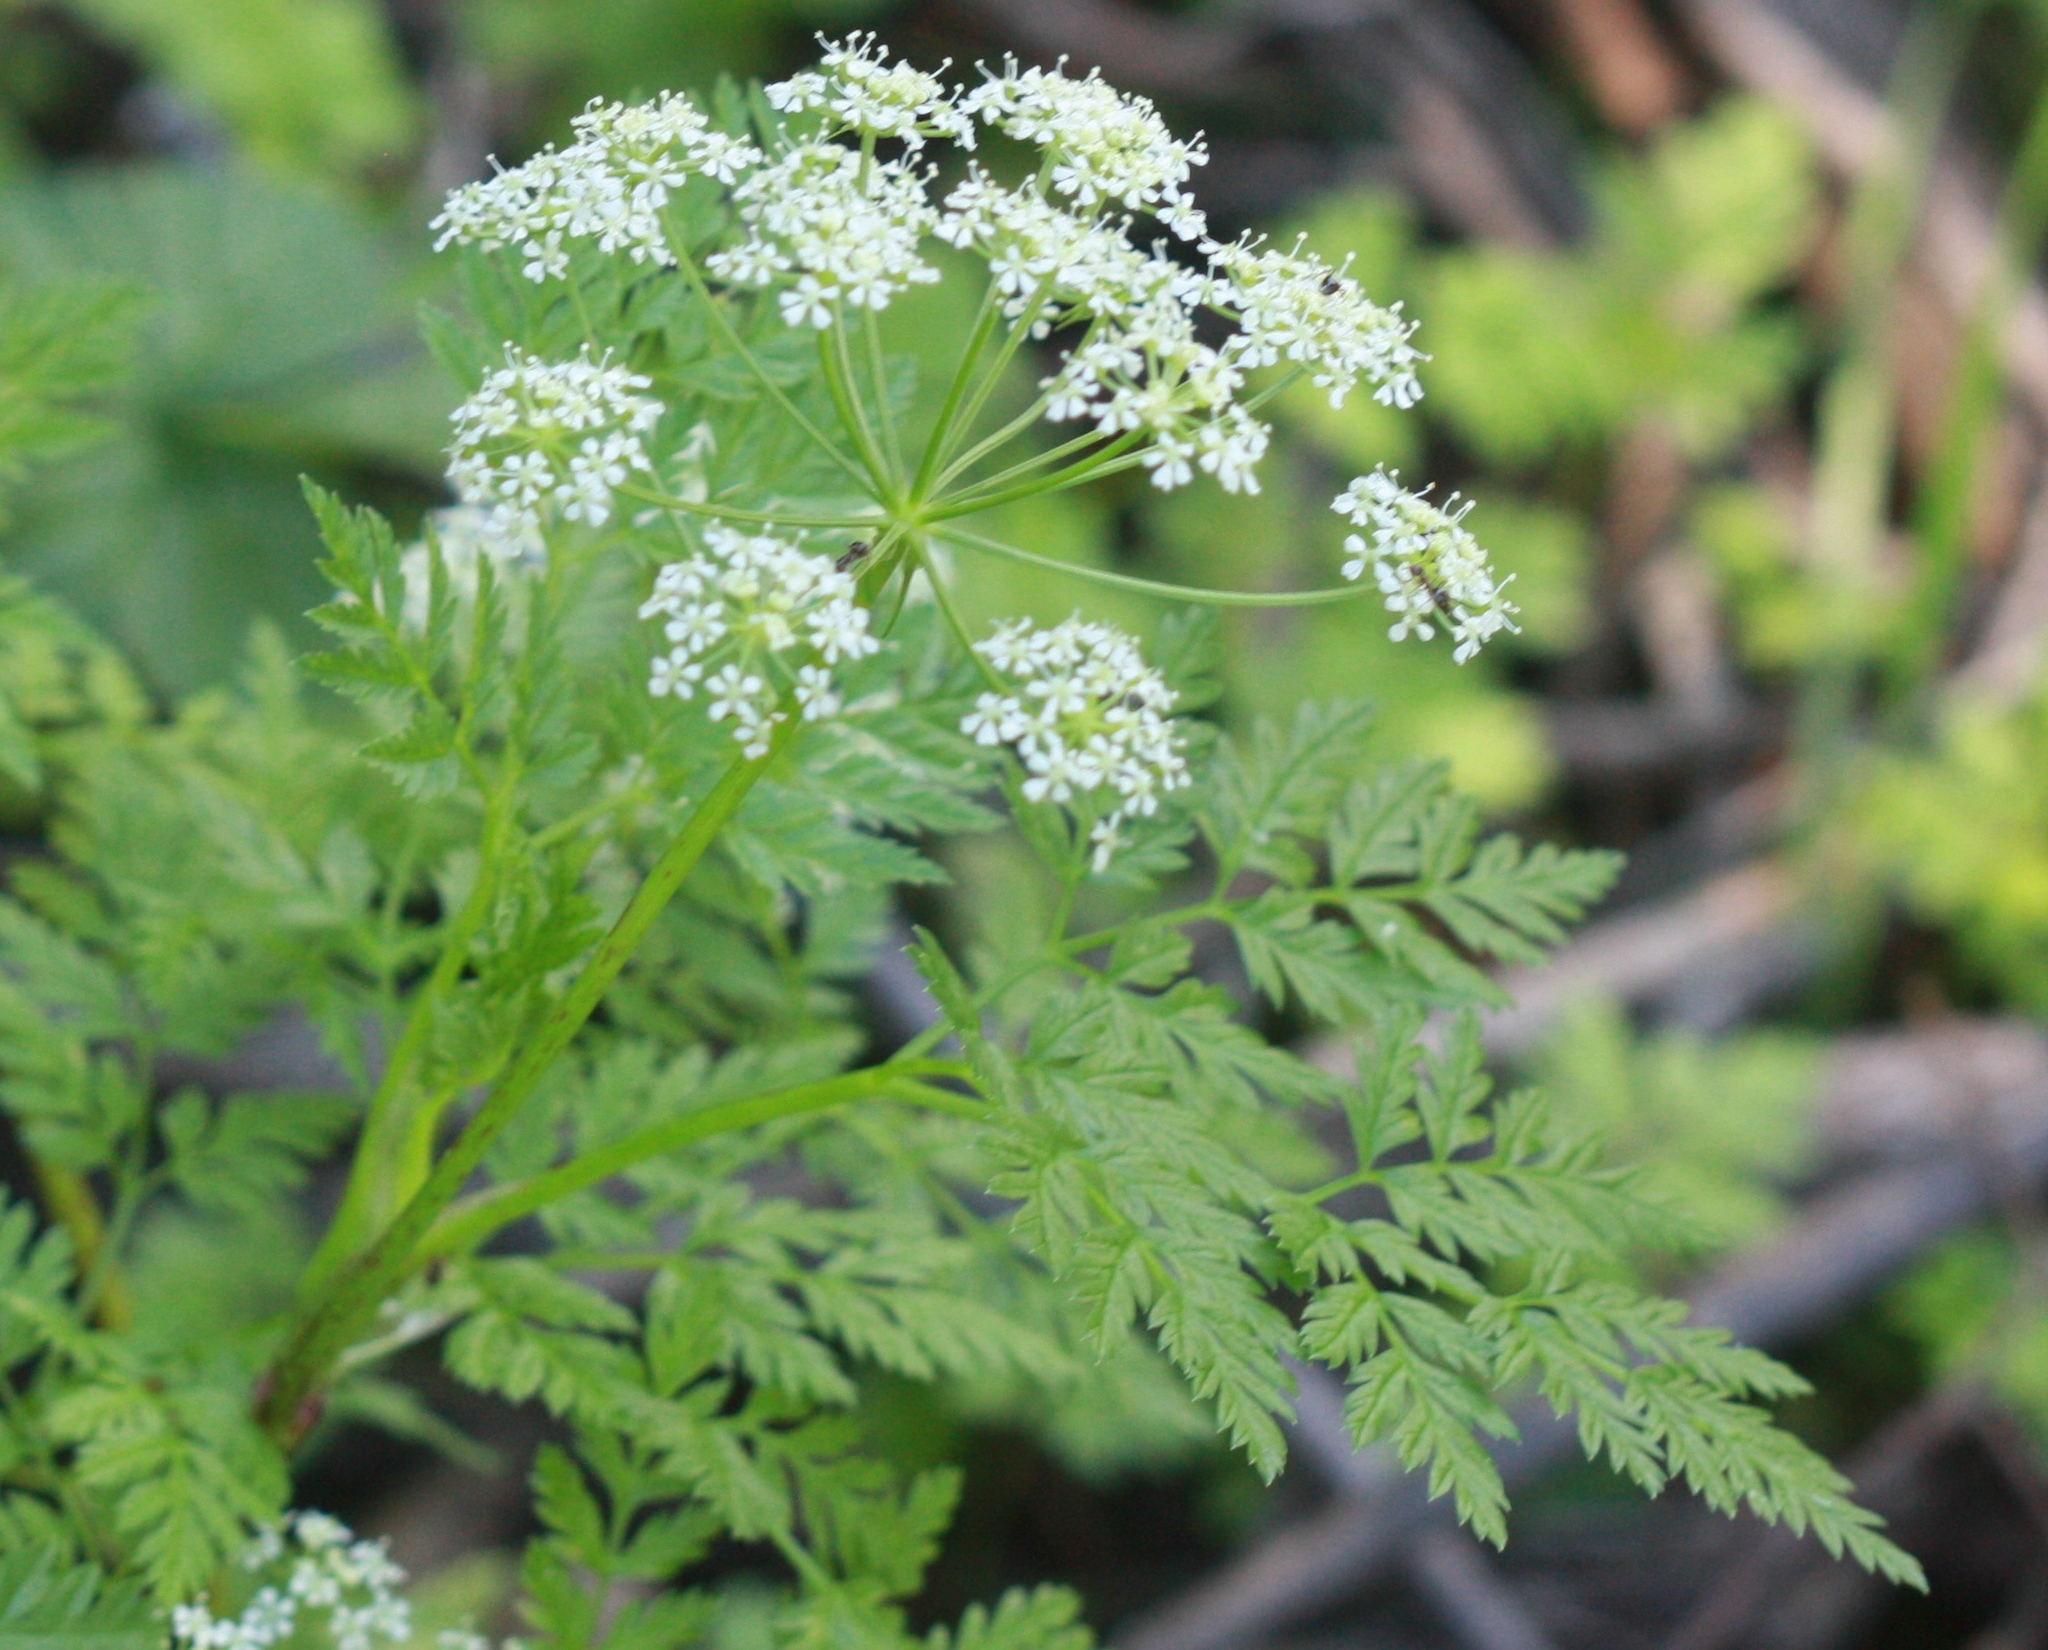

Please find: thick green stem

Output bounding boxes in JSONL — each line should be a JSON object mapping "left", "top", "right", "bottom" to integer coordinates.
{"left": 34, "top": 1159, "right": 130, "bottom": 1331}
{"left": 863, "top": 306, "right": 904, "bottom": 478}
{"left": 256, "top": 732, "right": 787, "bottom": 1446}
{"left": 418, "top": 1064, "right": 977, "bottom": 1262}
{"left": 819, "top": 325, "right": 896, "bottom": 503}
{"left": 302, "top": 799, "right": 511, "bottom": 1298}
{"left": 931, "top": 393, "right": 1059, "bottom": 496}
{"left": 927, "top": 282, "right": 1061, "bottom": 483}
{"left": 939, "top": 423, "right": 1121, "bottom": 502}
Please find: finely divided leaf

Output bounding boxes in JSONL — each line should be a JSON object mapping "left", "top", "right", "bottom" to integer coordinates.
{"left": 0, "top": 1549, "right": 156, "bottom": 1650}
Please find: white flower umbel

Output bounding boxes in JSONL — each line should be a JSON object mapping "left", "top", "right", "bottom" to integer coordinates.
{"left": 1207, "top": 236, "right": 1424, "bottom": 410}
{"left": 431, "top": 92, "right": 761, "bottom": 280}
{"left": 707, "top": 143, "right": 941, "bottom": 324}
{"left": 1333, "top": 469, "right": 1519, "bottom": 663}
{"left": 767, "top": 32, "right": 976, "bottom": 152}
{"left": 639, "top": 525, "right": 881, "bottom": 757}
{"left": 448, "top": 347, "right": 663, "bottom": 535}
{"left": 432, "top": 47, "right": 1435, "bottom": 503}
{"left": 961, "top": 616, "right": 1189, "bottom": 869}
{"left": 962, "top": 60, "right": 1208, "bottom": 239}
{"left": 171, "top": 1511, "right": 411, "bottom": 1650}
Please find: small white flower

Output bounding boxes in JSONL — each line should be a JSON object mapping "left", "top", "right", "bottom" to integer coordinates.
{"left": 705, "top": 663, "right": 766, "bottom": 723}
{"left": 178, "top": 1512, "right": 414, "bottom": 1650}
{"left": 172, "top": 1605, "right": 216, "bottom": 1647}
{"left": 648, "top": 653, "right": 701, "bottom": 698}
{"left": 436, "top": 48, "right": 1443, "bottom": 511}
{"left": 795, "top": 663, "right": 842, "bottom": 721}
{"left": 241, "top": 1590, "right": 296, "bottom": 1647}
{"left": 432, "top": 90, "right": 762, "bottom": 277}
{"left": 640, "top": 524, "right": 877, "bottom": 752}
{"left": 767, "top": 34, "right": 975, "bottom": 152}
{"left": 962, "top": 616, "right": 1187, "bottom": 867}
{"left": 963, "top": 61, "right": 1207, "bottom": 237}
{"left": 291, "top": 1510, "right": 350, "bottom": 1552}
{"left": 1207, "top": 235, "right": 1424, "bottom": 410}
{"left": 448, "top": 348, "right": 661, "bottom": 536}
{"left": 778, "top": 273, "right": 839, "bottom": 330}
{"left": 708, "top": 142, "right": 940, "bottom": 326}
{"left": 1332, "top": 469, "right": 1518, "bottom": 662}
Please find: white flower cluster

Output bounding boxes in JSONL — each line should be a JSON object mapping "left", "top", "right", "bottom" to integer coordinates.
{"left": 432, "top": 92, "right": 759, "bottom": 280}
{"left": 429, "top": 40, "right": 1428, "bottom": 501}
{"left": 448, "top": 347, "right": 663, "bottom": 534}
{"left": 1334, "top": 469, "right": 1519, "bottom": 663}
{"left": 961, "top": 617, "right": 1189, "bottom": 869}
{"left": 962, "top": 60, "right": 1207, "bottom": 238}
{"left": 1208, "top": 238, "right": 1424, "bottom": 411}
{"left": 933, "top": 176, "right": 1271, "bottom": 491}
{"left": 766, "top": 32, "right": 975, "bottom": 151}
{"left": 171, "top": 1512, "right": 409, "bottom": 1650}
{"left": 639, "top": 524, "right": 881, "bottom": 757}
{"left": 707, "top": 143, "right": 941, "bottom": 327}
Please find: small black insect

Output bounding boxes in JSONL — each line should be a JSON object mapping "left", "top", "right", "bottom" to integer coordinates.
{"left": 1320, "top": 273, "right": 1344, "bottom": 296}
{"left": 1402, "top": 562, "right": 1458, "bottom": 621}
{"left": 835, "top": 539, "right": 871, "bottom": 573}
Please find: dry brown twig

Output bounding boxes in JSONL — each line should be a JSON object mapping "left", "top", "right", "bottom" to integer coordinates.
{"left": 1541, "top": 0, "right": 1690, "bottom": 136}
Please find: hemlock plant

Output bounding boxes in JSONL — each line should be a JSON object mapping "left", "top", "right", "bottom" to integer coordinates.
{"left": 0, "top": 36, "right": 1918, "bottom": 1646}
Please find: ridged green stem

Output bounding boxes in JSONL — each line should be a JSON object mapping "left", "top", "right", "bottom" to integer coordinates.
{"left": 256, "top": 732, "right": 786, "bottom": 1446}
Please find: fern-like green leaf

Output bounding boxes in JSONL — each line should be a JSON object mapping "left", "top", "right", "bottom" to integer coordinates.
{"left": 0, "top": 1549, "right": 156, "bottom": 1650}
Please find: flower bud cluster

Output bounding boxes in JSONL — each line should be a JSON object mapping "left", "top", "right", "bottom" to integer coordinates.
{"left": 171, "top": 1512, "right": 410, "bottom": 1650}
{"left": 431, "top": 92, "right": 759, "bottom": 280}
{"left": 707, "top": 144, "right": 941, "bottom": 327}
{"left": 960, "top": 617, "right": 1189, "bottom": 869}
{"left": 639, "top": 525, "right": 881, "bottom": 757}
{"left": 448, "top": 347, "right": 662, "bottom": 535}
{"left": 1334, "top": 469, "right": 1519, "bottom": 663}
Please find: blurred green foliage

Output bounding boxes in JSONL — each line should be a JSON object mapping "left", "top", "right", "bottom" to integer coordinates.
{"left": 0, "top": 166, "right": 449, "bottom": 692}
{"left": 461, "top": 0, "right": 888, "bottom": 133}
{"left": 1891, "top": 1229, "right": 2048, "bottom": 1435}
{"left": 1535, "top": 996, "right": 1822, "bottom": 1256}
{"left": 1424, "top": 99, "right": 1818, "bottom": 469}
{"left": 1130, "top": 97, "right": 1821, "bottom": 808}
{"left": 61, "top": 0, "right": 416, "bottom": 175}
{"left": 1855, "top": 688, "right": 2048, "bottom": 1009}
